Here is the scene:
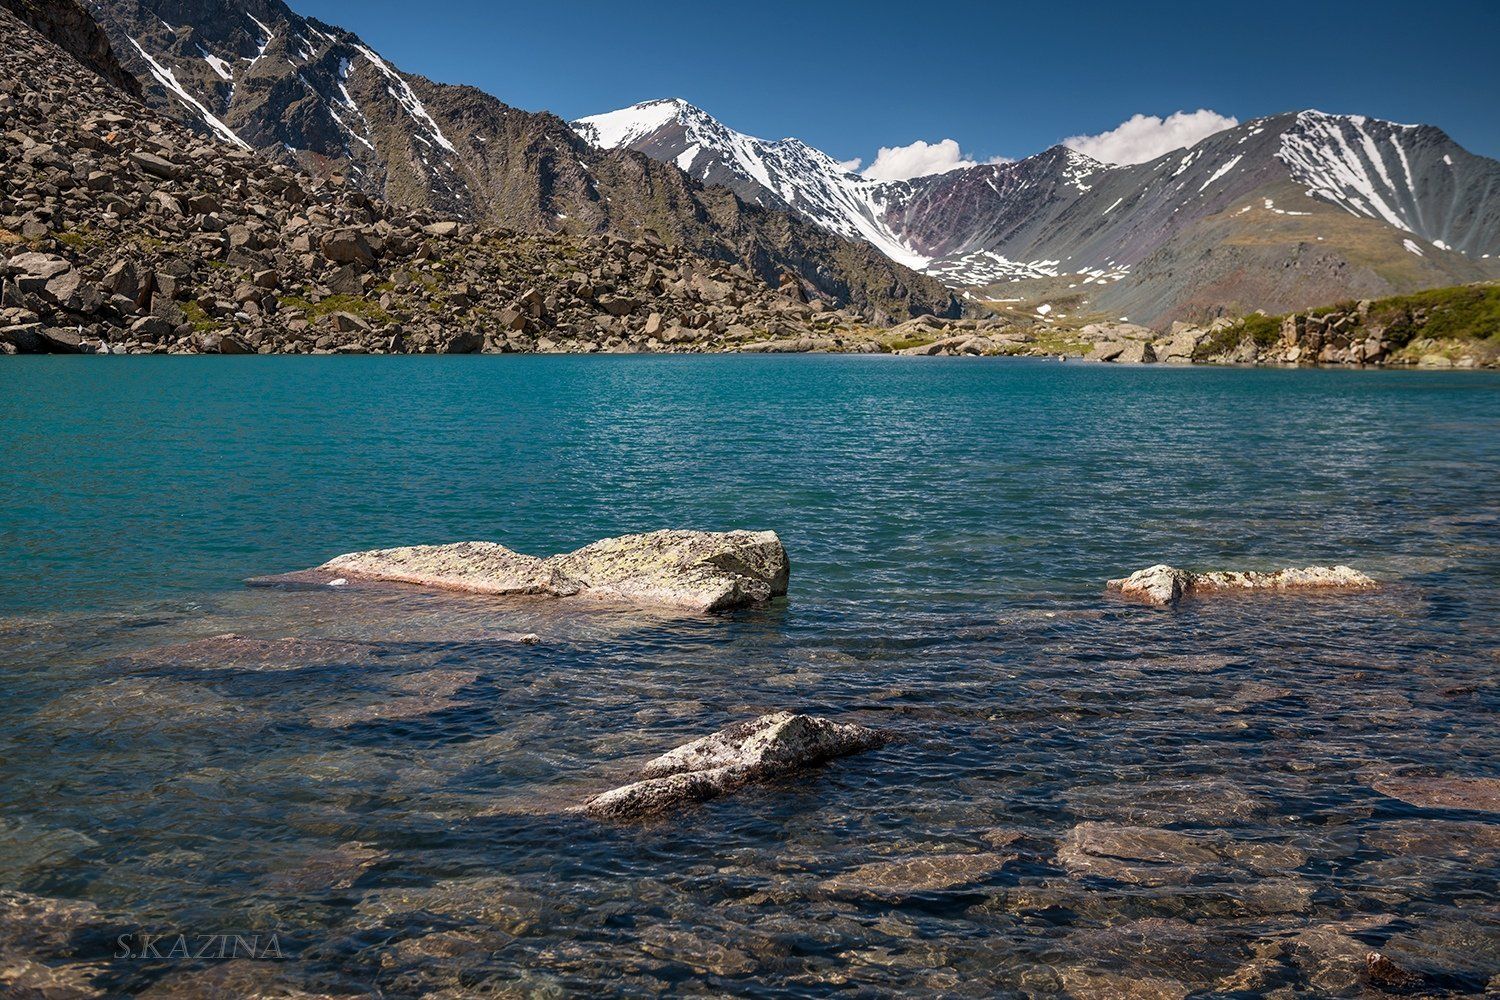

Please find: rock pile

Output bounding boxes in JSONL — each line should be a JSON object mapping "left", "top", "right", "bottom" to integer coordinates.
{"left": 1108, "top": 564, "right": 1378, "bottom": 607}
{"left": 249, "top": 530, "right": 791, "bottom": 613}
{"left": 580, "top": 712, "right": 889, "bottom": 820}
{"left": 0, "top": 7, "right": 906, "bottom": 355}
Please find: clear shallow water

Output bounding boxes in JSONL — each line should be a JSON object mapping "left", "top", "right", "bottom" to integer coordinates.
{"left": 0, "top": 356, "right": 1497, "bottom": 997}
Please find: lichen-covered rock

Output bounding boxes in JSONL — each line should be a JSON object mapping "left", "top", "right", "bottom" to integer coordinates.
{"left": 547, "top": 530, "right": 790, "bottom": 611}
{"left": 581, "top": 712, "right": 888, "bottom": 820}
{"left": 249, "top": 530, "right": 789, "bottom": 612}
{"left": 1108, "top": 564, "right": 1376, "bottom": 607}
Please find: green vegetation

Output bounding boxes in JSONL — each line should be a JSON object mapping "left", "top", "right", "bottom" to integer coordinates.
{"left": 179, "top": 301, "right": 217, "bottom": 333}
{"left": 1367, "top": 285, "right": 1500, "bottom": 343}
{"left": 1194, "top": 311, "right": 1282, "bottom": 359}
{"left": 1197, "top": 284, "right": 1500, "bottom": 360}
{"left": 278, "top": 293, "right": 391, "bottom": 325}
{"left": 56, "top": 228, "right": 106, "bottom": 252}
{"left": 1028, "top": 331, "right": 1092, "bottom": 357}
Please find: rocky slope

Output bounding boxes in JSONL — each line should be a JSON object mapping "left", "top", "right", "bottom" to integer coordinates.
{"left": 0, "top": 0, "right": 140, "bottom": 95}
{"left": 0, "top": 2, "right": 921, "bottom": 355}
{"left": 86, "top": 0, "right": 959, "bottom": 321}
{"left": 581, "top": 101, "right": 1500, "bottom": 327}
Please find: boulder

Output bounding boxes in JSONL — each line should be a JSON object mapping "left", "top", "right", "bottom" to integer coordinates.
{"left": 1085, "top": 341, "right": 1127, "bottom": 362}
{"left": 1113, "top": 340, "right": 1156, "bottom": 364}
{"left": 249, "top": 529, "right": 790, "bottom": 612}
{"left": 1108, "top": 564, "right": 1377, "bottom": 607}
{"left": 580, "top": 712, "right": 889, "bottom": 820}
{"left": 128, "top": 150, "right": 178, "bottom": 179}
{"left": 319, "top": 228, "right": 375, "bottom": 268}
{"left": 1106, "top": 564, "right": 1192, "bottom": 606}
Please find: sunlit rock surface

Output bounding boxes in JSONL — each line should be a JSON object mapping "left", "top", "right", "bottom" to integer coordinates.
{"left": 249, "top": 530, "right": 790, "bottom": 612}
{"left": 582, "top": 712, "right": 888, "bottom": 819}
{"left": 1108, "top": 564, "right": 1377, "bottom": 607}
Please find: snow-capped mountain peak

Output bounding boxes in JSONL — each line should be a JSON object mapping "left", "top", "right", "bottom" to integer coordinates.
{"left": 574, "top": 98, "right": 1500, "bottom": 306}
{"left": 571, "top": 97, "right": 694, "bottom": 150}
{"left": 573, "top": 98, "right": 931, "bottom": 268}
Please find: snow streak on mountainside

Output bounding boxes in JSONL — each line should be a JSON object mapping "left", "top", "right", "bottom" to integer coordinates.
{"left": 579, "top": 99, "right": 1500, "bottom": 324}
{"left": 1277, "top": 110, "right": 1500, "bottom": 256}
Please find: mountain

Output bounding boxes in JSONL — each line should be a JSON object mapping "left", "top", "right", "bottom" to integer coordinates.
{"left": 85, "top": 0, "right": 960, "bottom": 320}
{"left": 574, "top": 99, "right": 925, "bottom": 271}
{"left": 0, "top": 0, "right": 951, "bottom": 356}
{"left": 577, "top": 101, "right": 1500, "bottom": 326}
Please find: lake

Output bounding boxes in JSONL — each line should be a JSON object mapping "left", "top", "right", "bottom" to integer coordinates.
{"left": 1, "top": 356, "right": 1496, "bottom": 996}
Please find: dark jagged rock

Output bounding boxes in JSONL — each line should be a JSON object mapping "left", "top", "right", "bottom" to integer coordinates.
{"left": 0, "top": 0, "right": 140, "bottom": 96}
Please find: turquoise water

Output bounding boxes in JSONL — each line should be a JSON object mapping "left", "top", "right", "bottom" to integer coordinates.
{"left": 0, "top": 357, "right": 1497, "bottom": 996}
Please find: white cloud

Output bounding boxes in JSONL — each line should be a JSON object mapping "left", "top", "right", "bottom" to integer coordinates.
{"left": 835, "top": 157, "right": 862, "bottom": 174}
{"left": 1062, "top": 110, "right": 1238, "bottom": 165}
{"left": 859, "top": 139, "right": 1007, "bottom": 182}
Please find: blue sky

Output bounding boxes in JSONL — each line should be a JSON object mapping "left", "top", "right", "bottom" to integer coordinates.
{"left": 296, "top": 0, "right": 1500, "bottom": 165}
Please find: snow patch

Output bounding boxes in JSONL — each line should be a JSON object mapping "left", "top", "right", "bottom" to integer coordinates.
{"left": 1198, "top": 154, "right": 1243, "bottom": 192}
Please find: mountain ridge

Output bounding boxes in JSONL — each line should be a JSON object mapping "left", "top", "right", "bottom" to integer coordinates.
{"left": 577, "top": 100, "right": 1500, "bottom": 326}
{"left": 87, "top": 0, "right": 961, "bottom": 320}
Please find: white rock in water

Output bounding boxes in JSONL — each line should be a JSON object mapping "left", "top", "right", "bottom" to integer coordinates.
{"left": 250, "top": 530, "right": 789, "bottom": 613}
{"left": 581, "top": 712, "right": 889, "bottom": 820}
{"left": 1108, "top": 564, "right": 1377, "bottom": 607}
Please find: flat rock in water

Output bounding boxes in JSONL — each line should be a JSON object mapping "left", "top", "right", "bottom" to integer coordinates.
{"left": 1371, "top": 775, "right": 1500, "bottom": 813}
{"left": 306, "top": 667, "right": 479, "bottom": 728}
{"left": 248, "top": 530, "right": 789, "bottom": 613}
{"left": 821, "top": 851, "right": 1016, "bottom": 896}
{"left": 1057, "top": 822, "right": 1307, "bottom": 887}
{"left": 581, "top": 712, "right": 888, "bottom": 820}
{"left": 114, "top": 634, "right": 373, "bottom": 673}
{"left": 1107, "top": 563, "right": 1376, "bottom": 607}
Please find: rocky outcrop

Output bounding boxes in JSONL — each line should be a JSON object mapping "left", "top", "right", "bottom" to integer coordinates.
{"left": 250, "top": 530, "right": 790, "bottom": 612}
{"left": 580, "top": 712, "right": 889, "bottom": 820}
{"left": 1189, "top": 285, "right": 1500, "bottom": 368}
{"left": 1108, "top": 564, "right": 1377, "bottom": 607}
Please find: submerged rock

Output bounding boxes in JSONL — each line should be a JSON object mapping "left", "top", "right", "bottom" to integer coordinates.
{"left": 1371, "top": 775, "right": 1500, "bottom": 813}
{"left": 1056, "top": 822, "right": 1307, "bottom": 887}
{"left": 581, "top": 712, "right": 888, "bottom": 820}
{"left": 250, "top": 530, "right": 789, "bottom": 613}
{"left": 1107, "top": 563, "right": 1377, "bottom": 607}
{"left": 821, "top": 852, "right": 1017, "bottom": 896}
{"left": 306, "top": 667, "right": 480, "bottom": 728}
